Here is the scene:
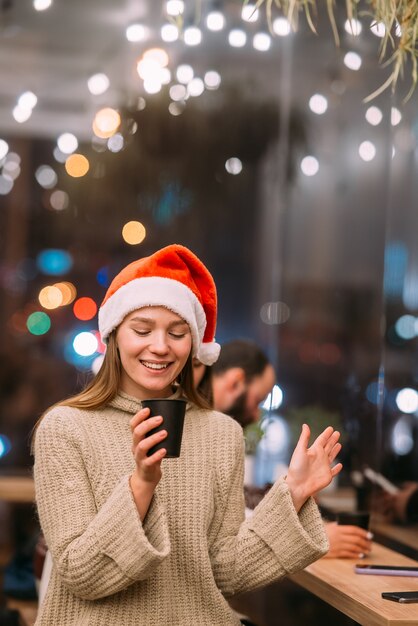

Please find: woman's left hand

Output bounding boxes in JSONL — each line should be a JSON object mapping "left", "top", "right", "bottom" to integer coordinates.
{"left": 285, "top": 424, "right": 342, "bottom": 512}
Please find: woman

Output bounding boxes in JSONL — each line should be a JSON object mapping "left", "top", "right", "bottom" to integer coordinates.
{"left": 33, "top": 244, "right": 342, "bottom": 625}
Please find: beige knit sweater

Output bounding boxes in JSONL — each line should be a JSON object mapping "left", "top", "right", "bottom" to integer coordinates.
{"left": 33, "top": 392, "right": 329, "bottom": 626}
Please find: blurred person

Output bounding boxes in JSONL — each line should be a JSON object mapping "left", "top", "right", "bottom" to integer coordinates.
{"left": 194, "top": 339, "right": 275, "bottom": 428}
{"left": 32, "top": 244, "right": 342, "bottom": 626}
{"left": 377, "top": 482, "right": 418, "bottom": 524}
{"left": 194, "top": 341, "right": 372, "bottom": 560}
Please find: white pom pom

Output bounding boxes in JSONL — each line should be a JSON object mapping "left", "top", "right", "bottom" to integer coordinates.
{"left": 197, "top": 341, "right": 221, "bottom": 366}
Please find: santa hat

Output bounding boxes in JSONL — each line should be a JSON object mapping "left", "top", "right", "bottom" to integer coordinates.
{"left": 98, "top": 244, "right": 220, "bottom": 366}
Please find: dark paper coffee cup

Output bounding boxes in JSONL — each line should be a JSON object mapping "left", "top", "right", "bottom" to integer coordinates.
{"left": 142, "top": 398, "right": 187, "bottom": 458}
{"left": 336, "top": 510, "right": 370, "bottom": 530}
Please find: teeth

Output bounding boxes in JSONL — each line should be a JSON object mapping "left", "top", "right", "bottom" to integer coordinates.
{"left": 142, "top": 361, "right": 169, "bottom": 370}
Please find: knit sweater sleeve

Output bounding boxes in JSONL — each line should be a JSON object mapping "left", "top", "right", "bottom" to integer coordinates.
{"left": 209, "top": 422, "right": 329, "bottom": 597}
{"left": 33, "top": 409, "right": 170, "bottom": 601}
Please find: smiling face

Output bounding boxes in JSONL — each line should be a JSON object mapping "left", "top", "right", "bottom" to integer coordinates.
{"left": 116, "top": 306, "right": 193, "bottom": 400}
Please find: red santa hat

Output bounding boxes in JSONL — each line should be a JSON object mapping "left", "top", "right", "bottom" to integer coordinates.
{"left": 98, "top": 244, "right": 220, "bottom": 366}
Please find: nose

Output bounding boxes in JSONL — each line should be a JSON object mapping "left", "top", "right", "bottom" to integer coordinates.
{"left": 149, "top": 332, "right": 169, "bottom": 354}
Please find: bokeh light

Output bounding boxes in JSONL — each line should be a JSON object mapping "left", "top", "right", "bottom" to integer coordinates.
{"left": 37, "top": 249, "right": 73, "bottom": 275}
{"left": 273, "top": 17, "right": 291, "bottom": 36}
{"left": 365, "top": 106, "right": 383, "bottom": 126}
{"left": 122, "top": 221, "right": 146, "bottom": 245}
{"left": 65, "top": 154, "right": 90, "bottom": 177}
{"left": 38, "top": 285, "right": 63, "bottom": 309}
{"left": 73, "top": 297, "right": 98, "bottom": 321}
{"left": 206, "top": 11, "right": 225, "bottom": 31}
{"left": 27, "top": 311, "right": 51, "bottom": 335}
{"left": 161, "top": 23, "right": 179, "bottom": 42}
{"left": 96, "top": 266, "right": 110, "bottom": 288}
{"left": 309, "top": 94, "right": 328, "bottom": 115}
{"left": 261, "top": 385, "right": 284, "bottom": 410}
{"left": 396, "top": 388, "right": 418, "bottom": 413}
{"left": 126, "top": 23, "right": 147, "bottom": 42}
{"left": 344, "top": 18, "right": 362, "bottom": 35}
{"left": 92, "top": 108, "right": 121, "bottom": 139}
{"left": 229, "top": 29, "right": 246, "bottom": 47}
{"left": 184, "top": 26, "right": 202, "bottom": 46}
{"left": 55, "top": 281, "right": 77, "bottom": 305}
{"left": 395, "top": 315, "right": 416, "bottom": 340}
{"left": 392, "top": 416, "right": 414, "bottom": 455}
{"left": 0, "top": 139, "right": 9, "bottom": 160}
{"left": 300, "top": 156, "right": 319, "bottom": 176}
{"left": 176, "top": 65, "right": 194, "bottom": 84}
{"left": 359, "top": 141, "right": 376, "bottom": 162}
{"left": 204, "top": 71, "right": 221, "bottom": 90}
{"left": 35, "top": 165, "right": 57, "bottom": 189}
{"left": 57, "top": 132, "right": 78, "bottom": 154}
{"left": 50, "top": 189, "right": 69, "bottom": 211}
{"left": 0, "top": 435, "right": 11, "bottom": 458}
{"left": 87, "top": 73, "right": 110, "bottom": 95}
{"left": 33, "top": 0, "right": 52, "bottom": 10}
{"left": 225, "top": 157, "right": 242, "bottom": 175}
{"left": 73, "top": 331, "right": 98, "bottom": 356}
{"left": 344, "top": 51, "right": 362, "bottom": 70}
{"left": 241, "top": 4, "right": 259, "bottom": 22}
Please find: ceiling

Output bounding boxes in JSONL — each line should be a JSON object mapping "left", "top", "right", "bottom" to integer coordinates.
{"left": 0, "top": 0, "right": 396, "bottom": 143}
{"left": 0, "top": 0, "right": 416, "bottom": 147}
{"left": 0, "top": 0, "right": 286, "bottom": 141}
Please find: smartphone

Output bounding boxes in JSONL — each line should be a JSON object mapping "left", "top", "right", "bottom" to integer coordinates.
{"left": 355, "top": 564, "right": 418, "bottom": 577}
{"left": 363, "top": 467, "right": 399, "bottom": 494}
{"left": 382, "top": 591, "right": 418, "bottom": 603}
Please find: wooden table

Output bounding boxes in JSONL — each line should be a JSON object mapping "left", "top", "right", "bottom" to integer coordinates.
{"left": 0, "top": 475, "right": 35, "bottom": 503}
{"left": 290, "top": 543, "right": 418, "bottom": 626}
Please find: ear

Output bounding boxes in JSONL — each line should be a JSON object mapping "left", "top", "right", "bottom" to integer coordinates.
{"left": 222, "top": 367, "right": 246, "bottom": 394}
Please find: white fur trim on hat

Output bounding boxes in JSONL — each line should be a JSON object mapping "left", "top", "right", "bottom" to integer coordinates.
{"left": 98, "top": 276, "right": 219, "bottom": 364}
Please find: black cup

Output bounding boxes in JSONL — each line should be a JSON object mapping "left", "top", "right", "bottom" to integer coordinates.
{"left": 142, "top": 398, "right": 187, "bottom": 458}
{"left": 336, "top": 510, "right": 370, "bottom": 530}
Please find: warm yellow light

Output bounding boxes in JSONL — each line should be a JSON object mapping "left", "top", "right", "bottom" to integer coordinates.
{"left": 65, "top": 154, "right": 90, "bottom": 178}
{"left": 38, "top": 285, "right": 63, "bottom": 309}
{"left": 92, "top": 107, "right": 121, "bottom": 138}
{"left": 122, "top": 221, "right": 146, "bottom": 245}
{"left": 54, "top": 281, "right": 77, "bottom": 305}
{"left": 143, "top": 48, "right": 169, "bottom": 67}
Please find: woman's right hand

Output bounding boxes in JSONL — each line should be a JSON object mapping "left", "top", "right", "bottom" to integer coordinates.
{"left": 129, "top": 408, "right": 167, "bottom": 519}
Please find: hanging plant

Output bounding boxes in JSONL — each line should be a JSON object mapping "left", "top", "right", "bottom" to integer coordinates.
{"left": 247, "top": 0, "right": 418, "bottom": 100}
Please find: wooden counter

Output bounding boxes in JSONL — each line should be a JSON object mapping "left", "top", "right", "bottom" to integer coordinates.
{"left": 0, "top": 475, "right": 35, "bottom": 503}
{"left": 290, "top": 543, "right": 418, "bottom": 626}
{"left": 372, "top": 522, "right": 418, "bottom": 553}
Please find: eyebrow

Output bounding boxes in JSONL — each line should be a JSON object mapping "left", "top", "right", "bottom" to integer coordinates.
{"left": 129, "top": 316, "right": 189, "bottom": 328}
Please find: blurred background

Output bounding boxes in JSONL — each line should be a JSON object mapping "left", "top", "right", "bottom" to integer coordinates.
{"left": 0, "top": 0, "right": 418, "bottom": 623}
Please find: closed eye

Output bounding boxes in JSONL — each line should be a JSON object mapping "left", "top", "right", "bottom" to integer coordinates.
{"left": 169, "top": 332, "right": 187, "bottom": 339}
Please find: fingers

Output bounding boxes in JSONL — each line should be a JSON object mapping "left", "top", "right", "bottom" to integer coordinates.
{"left": 314, "top": 426, "right": 335, "bottom": 447}
{"left": 323, "top": 430, "right": 341, "bottom": 455}
{"left": 329, "top": 442, "right": 342, "bottom": 463}
{"left": 295, "top": 423, "right": 311, "bottom": 451}
{"left": 130, "top": 407, "right": 151, "bottom": 432}
{"left": 130, "top": 409, "right": 168, "bottom": 459}
{"left": 331, "top": 462, "right": 343, "bottom": 477}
